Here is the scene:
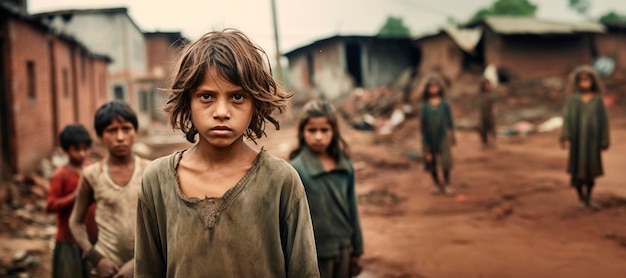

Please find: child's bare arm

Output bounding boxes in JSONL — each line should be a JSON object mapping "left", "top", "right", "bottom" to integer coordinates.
{"left": 70, "top": 177, "right": 121, "bottom": 276}
{"left": 69, "top": 177, "right": 96, "bottom": 255}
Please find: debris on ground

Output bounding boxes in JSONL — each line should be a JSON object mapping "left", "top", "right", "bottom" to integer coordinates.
{"left": 537, "top": 117, "right": 563, "bottom": 133}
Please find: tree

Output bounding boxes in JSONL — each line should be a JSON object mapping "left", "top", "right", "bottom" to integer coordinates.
{"left": 568, "top": 0, "right": 591, "bottom": 17}
{"left": 377, "top": 16, "right": 411, "bottom": 38}
{"left": 599, "top": 11, "right": 626, "bottom": 24}
{"left": 469, "top": 0, "right": 538, "bottom": 23}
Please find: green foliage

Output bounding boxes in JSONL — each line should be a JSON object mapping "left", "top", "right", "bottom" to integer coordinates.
{"left": 469, "top": 0, "right": 538, "bottom": 23}
{"left": 599, "top": 11, "right": 626, "bottom": 24}
{"left": 568, "top": 0, "right": 591, "bottom": 16}
{"left": 377, "top": 16, "right": 411, "bottom": 38}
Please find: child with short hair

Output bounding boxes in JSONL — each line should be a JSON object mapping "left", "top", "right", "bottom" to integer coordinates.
{"left": 478, "top": 77, "right": 496, "bottom": 148}
{"left": 46, "top": 124, "right": 97, "bottom": 278}
{"left": 560, "top": 65, "right": 610, "bottom": 209}
{"left": 420, "top": 74, "right": 456, "bottom": 196}
{"left": 134, "top": 29, "right": 319, "bottom": 277}
{"left": 289, "top": 99, "right": 364, "bottom": 278}
{"left": 70, "top": 100, "right": 149, "bottom": 278}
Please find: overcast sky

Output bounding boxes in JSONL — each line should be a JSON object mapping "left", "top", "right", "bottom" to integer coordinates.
{"left": 29, "top": 0, "right": 625, "bottom": 60}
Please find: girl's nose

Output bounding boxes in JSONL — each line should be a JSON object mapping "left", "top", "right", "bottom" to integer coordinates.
{"left": 213, "top": 99, "right": 230, "bottom": 119}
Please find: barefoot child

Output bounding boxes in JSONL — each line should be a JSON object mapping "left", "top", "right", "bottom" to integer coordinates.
{"left": 46, "top": 124, "right": 97, "bottom": 278}
{"left": 70, "top": 101, "right": 149, "bottom": 278}
{"left": 134, "top": 29, "right": 319, "bottom": 277}
{"left": 560, "top": 65, "right": 610, "bottom": 208}
{"left": 478, "top": 77, "right": 496, "bottom": 148}
{"left": 289, "top": 99, "right": 364, "bottom": 278}
{"left": 420, "top": 74, "right": 456, "bottom": 195}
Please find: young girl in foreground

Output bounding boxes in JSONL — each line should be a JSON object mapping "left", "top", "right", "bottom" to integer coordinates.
{"left": 420, "top": 74, "right": 456, "bottom": 196}
{"left": 560, "top": 65, "right": 610, "bottom": 209}
{"left": 290, "top": 99, "right": 364, "bottom": 278}
{"left": 134, "top": 29, "right": 320, "bottom": 277}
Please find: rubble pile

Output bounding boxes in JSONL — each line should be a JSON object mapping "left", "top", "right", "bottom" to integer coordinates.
{"left": 0, "top": 169, "right": 56, "bottom": 276}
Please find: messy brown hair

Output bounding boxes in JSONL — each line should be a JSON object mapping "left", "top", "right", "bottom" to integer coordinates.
{"left": 289, "top": 99, "right": 349, "bottom": 161}
{"left": 420, "top": 73, "right": 447, "bottom": 102}
{"left": 163, "top": 29, "right": 293, "bottom": 143}
{"left": 566, "top": 65, "right": 605, "bottom": 95}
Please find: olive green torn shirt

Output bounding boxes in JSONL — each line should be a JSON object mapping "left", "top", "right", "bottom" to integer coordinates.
{"left": 290, "top": 146, "right": 364, "bottom": 258}
{"left": 134, "top": 150, "right": 320, "bottom": 278}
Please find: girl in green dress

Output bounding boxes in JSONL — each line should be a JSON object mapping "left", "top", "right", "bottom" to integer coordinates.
{"left": 560, "top": 65, "right": 610, "bottom": 209}
{"left": 420, "top": 74, "right": 456, "bottom": 196}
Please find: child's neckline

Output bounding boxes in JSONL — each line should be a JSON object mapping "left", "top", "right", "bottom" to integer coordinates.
{"left": 103, "top": 155, "right": 139, "bottom": 189}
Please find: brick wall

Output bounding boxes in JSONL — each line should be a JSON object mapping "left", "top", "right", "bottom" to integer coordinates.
{"left": 8, "top": 18, "right": 56, "bottom": 173}
{"left": 484, "top": 29, "right": 594, "bottom": 81}
{"left": 3, "top": 17, "right": 110, "bottom": 174}
{"left": 595, "top": 33, "right": 626, "bottom": 79}
{"left": 418, "top": 33, "right": 464, "bottom": 81}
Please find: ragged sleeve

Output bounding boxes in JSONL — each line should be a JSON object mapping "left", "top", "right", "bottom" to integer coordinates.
{"left": 134, "top": 162, "right": 166, "bottom": 278}
{"left": 46, "top": 169, "right": 74, "bottom": 212}
{"left": 599, "top": 98, "right": 610, "bottom": 148}
{"left": 347, "top": 161, "right": 364, "bottom": 256}
{"left": 280, "top": 166, "right": 320, "bottom": 278}
{"left": 560, "top": 96, "right": 573, "bottom": 141}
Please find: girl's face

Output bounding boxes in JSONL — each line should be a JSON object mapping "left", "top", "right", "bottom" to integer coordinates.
{"left": 190, "top": 67, "right": 253, "bottom": 149}
{"left": 577, "top": 73, "right": 593, "bottom": 91}
{"left": 427, "top": 82, "right": 441, "bottom": 97}
{"left": 303, "top": 116, "right": 334, "bottom": 155}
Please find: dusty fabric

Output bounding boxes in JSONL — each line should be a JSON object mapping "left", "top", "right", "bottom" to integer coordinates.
{"left": 560, "top": 92, "right": 609, "bottom": 181}
{"left": 317, "top": 246, "right": 350, "bottom": 278}
{"left": 421, "top": 99, "right": 454, "bottom": 171}
{"left": 135, "top": 150, "right": 320, "bottom": 278}
{"left": 52, "top": 242, "right": 90, "bottom": 278}
{"left": 290, "top": 146, "right": 363, "bottom": 258}
{"left": 47, "top": 165, "right": 98, "bottom": 243}
{"left": 81, "top": 156, "right": 148, "bottom": 266}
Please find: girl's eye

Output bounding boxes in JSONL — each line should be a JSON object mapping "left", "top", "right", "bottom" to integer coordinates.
{"left": 231, "top": 94, "right": 246, "bottom": 102}
{"left": 199, "top": 94, "right": 213, "bottom": 101}
{"left": 320, "top": 128, "right": 330, "bottom": 133}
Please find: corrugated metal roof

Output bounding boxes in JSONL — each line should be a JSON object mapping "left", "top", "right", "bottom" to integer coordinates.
{"left": 483, "top": 16, "right": 605, "bottom": 34}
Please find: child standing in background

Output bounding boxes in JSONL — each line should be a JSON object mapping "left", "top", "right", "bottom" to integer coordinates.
{"left": 560, "top": 65, "right": 610, "bottom": 209}
{"left": 420, "top": 74, "right": 456, "bottom": 196}
{"left": 46, "top": 124, "right": 97, "bottom": 278}
{"left": 70, "top": 101, "right": 149, "bottom": 278}
{"left": 134, "top": 29, "right": 319, "bottom": 277}
{"left": 290, "top": 99, "right": 364, "bottom": 278}
{"left": 478, "top": 77, "right": 496, "bottom": 148}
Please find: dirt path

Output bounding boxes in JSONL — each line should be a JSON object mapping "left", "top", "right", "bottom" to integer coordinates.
{"left": 243, "top": 110, "right": 626, "bottom": 277}
{"left": 2, "top": 113, "right": 626, "bottom": 277}
{"left": 346, "top": 119, "right": 626, "bottom": 278}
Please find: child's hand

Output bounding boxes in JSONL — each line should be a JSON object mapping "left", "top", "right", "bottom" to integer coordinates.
{"left": 113, "top": 261, "right": 134, "bottom": 278}
{"left": 560, "top": 140, "right": 568, "bottom": 150}
{"left": 350, "top": 255, "right": 363, "bottom": 276}
{"left": 96, "top": 257, "right": 119, "bottom": 278}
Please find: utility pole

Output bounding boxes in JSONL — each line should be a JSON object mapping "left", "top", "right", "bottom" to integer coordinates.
{"left": 270, "top": 0, "right": 284, "bottom": 85}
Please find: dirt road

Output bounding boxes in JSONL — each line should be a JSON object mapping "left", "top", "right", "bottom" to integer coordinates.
{"left": 2, "top": 112, "right": 626, "bottom": 278}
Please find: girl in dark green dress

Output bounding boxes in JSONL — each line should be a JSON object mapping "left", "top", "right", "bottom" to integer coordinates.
{"left": 560, "top": 65, "right": 610, "bottom": 209}
{"left": 290, "top": 99, "right": 364, "bottom": 278}
{"left": 420, "top": 75, "right": 456, "bottom": 196}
